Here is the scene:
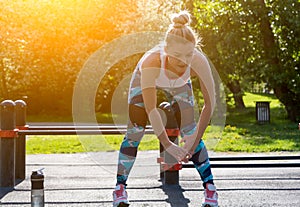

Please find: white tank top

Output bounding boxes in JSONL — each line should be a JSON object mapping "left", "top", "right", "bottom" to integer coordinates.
{"left": 155, "top": 46, "right": 191, "bottom": 88}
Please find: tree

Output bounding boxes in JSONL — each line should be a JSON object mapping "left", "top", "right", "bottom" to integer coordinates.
{"left": 192, "top": 0, "right": 299, "bottom": 121}
{"left": 2, "top": 0, "right": 298, "bottom": 121}
{"left": 1, "top": 0, "right": 100, "bottom": 113}
{"left": 193, "top": 0, "right": 263, "bottom": 109}
{"left": 0, "top": 0, "right": 138, "bottom": 115}
{"left": 257, "top": 0, "right": 300, "bottom": 122}
{"left": 94, "top": 0, "right": 185, "bottom": 113}
{"left": 0, "top": 0, "right": 185, "bottom": 115}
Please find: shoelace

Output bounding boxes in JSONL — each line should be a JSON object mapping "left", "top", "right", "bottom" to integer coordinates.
{"left": 206, "top": 189, "right": 216, "bottom": 199}
{"left": 115, "top": 188, "right": 124, "bottom": 198}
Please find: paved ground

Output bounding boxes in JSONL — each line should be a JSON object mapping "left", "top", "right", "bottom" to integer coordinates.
{"left": 1, "top": 151, "right": 300, "bottom": 207}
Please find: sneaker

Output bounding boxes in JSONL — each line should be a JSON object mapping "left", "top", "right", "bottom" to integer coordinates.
{"left": 202, "top": 183, "right": 218, "bottom": 207}
{"left": 113, "top": 184, "right": 130, "bottom": 207}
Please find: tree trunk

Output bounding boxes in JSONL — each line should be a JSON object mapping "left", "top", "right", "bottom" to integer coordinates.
{"left": 274, "top": 86, "right": 300, "bottom": 122}
{"left": 258, "top": 0, "right": 299, "bottom": 122}
{"left": 227, "top": 80, "right": 245, "bottom": 109}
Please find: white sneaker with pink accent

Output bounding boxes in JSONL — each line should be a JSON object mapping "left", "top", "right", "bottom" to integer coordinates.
{"left": 112, "top": 184, "right": 130, "bottom": 207}
{"left": 202, "top": 183, "right": 218, "bottom": 207}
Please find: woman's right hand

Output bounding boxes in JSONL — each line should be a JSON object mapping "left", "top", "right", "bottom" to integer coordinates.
{"left": 165, "top": 142, "right": 188, "bottom": 162}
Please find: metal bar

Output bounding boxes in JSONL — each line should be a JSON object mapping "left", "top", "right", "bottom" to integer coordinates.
{"left": 209, "top": 156, "right": 300, "bottom": 161}
{"left": 25, "top": 163, "right": 300, "bottom": 168}
{"left": 18, "top": 129, "right": 154, "bottom": 135}
{"left": 27, "top": 125, "right": 152, "bottom": 130}
{"left": 183, "top": 163, "right": 300, "bottom": 168}
{"left": 28, "top": 126, "right": 126, "bottom": 130}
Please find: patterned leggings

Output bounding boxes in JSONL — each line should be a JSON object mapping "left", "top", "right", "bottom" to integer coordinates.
{"left": 116, "top": 83, "right": 214, "bottom": 188}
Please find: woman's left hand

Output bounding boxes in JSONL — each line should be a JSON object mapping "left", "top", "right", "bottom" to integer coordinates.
{"left": 180, "top": 134, "right": 198, "bottom": 162}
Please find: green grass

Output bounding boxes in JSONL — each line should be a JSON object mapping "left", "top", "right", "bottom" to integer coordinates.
{"left": 26, "top": 135, "right": 85, "bottom": 154}
{"left": 26, "top": 92, "right": 300, "bottom": 154}
{"left": 213, "top": 92, "right": 300, "bottom": 152}
{"left": 209, "top": 124, "right": 298, "bottom": 152}
{"left": 26, "top": 135, "right": 159, "bottom": 154}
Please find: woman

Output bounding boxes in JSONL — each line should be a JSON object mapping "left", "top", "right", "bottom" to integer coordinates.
{"left": 113, "top": 11, "right": 218, "bottom": 207}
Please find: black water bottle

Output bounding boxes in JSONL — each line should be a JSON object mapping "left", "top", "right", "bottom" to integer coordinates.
{"left": 31, "top": 170, "right": 44, "bottom": 207}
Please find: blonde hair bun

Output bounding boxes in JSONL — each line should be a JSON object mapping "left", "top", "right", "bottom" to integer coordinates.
{"left": 166, "top": 10, "right": 199, "bottom": 45}
{"left": 172, "top": 11, "right": 191, "bottom": 28}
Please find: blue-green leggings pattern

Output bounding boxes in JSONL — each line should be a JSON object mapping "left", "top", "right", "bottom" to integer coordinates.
{"left": 116, "top": 82, "right": 214, "bottom": 188}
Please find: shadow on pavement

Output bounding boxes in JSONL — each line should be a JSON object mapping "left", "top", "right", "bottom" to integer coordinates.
{"left": 0, "top": 178, "right": 24, "bottom": 199}
{"left": 0, "top": 187, "right": 14, "bottom": 200}
{"left": 161, "top": 184, "right": 190, "bottom": 207}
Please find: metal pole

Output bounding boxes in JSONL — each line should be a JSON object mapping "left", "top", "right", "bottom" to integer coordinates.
{"left": 15, "top": 100, "right": 27, "bottom": 181}
{"left": 158, "top": 102, "right": 180, "bottom": 185}
{"left": 0, "top": 100, "right": 17, "bottom": 187}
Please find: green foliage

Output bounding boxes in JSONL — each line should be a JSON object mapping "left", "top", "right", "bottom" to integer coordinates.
{"left": 192, "top": 0, "right": 300, "bottom": 120}
{"left": 0, "top": 0, "right": 113, "bottom": 114}
{"left": 0, "top": 0, "right": 185, "bottom": 116}
{"left": 193, "top": 0, "right": 264, "bottom": 84}
{"left": 1, "top": 0, "right": 299, "bottom": 122}
{"left": 264, "top": 0, "right": 300, "bottom": 122}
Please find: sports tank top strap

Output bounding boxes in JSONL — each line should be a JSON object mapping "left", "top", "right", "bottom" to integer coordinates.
{"left": 156, "top": 45, "right": 191, "bottom": 88}
{"left": 160, "top": 46, "right": 166, "bottom": 69}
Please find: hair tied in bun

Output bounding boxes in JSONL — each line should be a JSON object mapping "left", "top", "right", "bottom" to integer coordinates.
{"left": 173, "top": 22, "right": 185, "bottom": 28}
{"left": 172, "top": 11, "right": 190, "bottom": 28}
{"left": 166, "top": 10, "right": 199, "bottom": 45}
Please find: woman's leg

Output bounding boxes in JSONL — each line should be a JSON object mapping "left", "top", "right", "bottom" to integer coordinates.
{"left": 189, "top": 140, "right": 214, "bottom": 187}
{"left": 116, "top": 104, "right": 148, "bottom": 185}
{"left": 171, "top": 83, "right": 214, "bottom": 188}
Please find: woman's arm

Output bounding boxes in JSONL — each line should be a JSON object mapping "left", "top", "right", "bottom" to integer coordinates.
{"left": 191, "top": 50, "right": 216, "bottom": 113}
{"left": 140, "top": 53, "right": 188, "bottom": 161}
{"left": 181, "top": 50, "right": 216, "bottom": 153}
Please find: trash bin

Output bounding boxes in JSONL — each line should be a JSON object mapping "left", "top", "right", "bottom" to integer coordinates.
{"left": 256, "top": 101, "right": 270, "bottom": 124}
